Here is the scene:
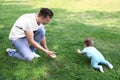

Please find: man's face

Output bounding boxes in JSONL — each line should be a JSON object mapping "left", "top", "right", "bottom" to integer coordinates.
{"left": 41, "top": 16, "right": 51, "bottom": 25}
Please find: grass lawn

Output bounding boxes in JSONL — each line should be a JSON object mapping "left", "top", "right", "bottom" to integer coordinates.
{"left": 0, "top": 0, "right": 120, "bottom": 80}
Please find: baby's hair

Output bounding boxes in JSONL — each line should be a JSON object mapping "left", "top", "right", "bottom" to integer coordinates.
{"left": 84, "top": 38, "right": 94, "bottom": 47}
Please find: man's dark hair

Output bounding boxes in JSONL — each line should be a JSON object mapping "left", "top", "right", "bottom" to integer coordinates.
{"left": 38, "top": 8, "right": 54, "bottom": 18}
{"left": 84, "top": 38, "right": 94, "bottom": 47}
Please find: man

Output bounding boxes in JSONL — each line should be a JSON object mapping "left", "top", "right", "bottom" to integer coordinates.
{"left": 6, "top": 8, "right": 57, "bottom": 61}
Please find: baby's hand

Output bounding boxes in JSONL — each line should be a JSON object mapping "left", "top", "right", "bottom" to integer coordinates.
{"left": 77, "top": 49, "right": 81, "bottom": 54}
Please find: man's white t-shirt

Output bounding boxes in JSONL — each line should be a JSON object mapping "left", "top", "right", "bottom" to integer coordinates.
{"left": 9, "top": 13, "right": 44, "bottom": 40}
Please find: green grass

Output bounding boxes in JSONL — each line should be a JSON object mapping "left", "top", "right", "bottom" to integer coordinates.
{"left": 0, "top": 0, "right": 120, "bottom": 80}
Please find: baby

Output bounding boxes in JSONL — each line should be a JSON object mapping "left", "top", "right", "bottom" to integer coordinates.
{"left": 77, "top": 38, "right": 113, "bottom": 73}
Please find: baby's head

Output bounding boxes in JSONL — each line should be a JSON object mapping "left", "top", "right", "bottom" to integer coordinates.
{"left": 84, "top": 38, "right": 94, "bottom": 47}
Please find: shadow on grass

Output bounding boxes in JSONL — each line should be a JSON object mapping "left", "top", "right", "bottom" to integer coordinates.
{"left": 0, "top": 1, "right": 120, "bottom": 80}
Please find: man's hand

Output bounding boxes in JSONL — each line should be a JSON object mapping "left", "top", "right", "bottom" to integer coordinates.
{"left": 46, "top": 50, "right": 57, "bottom": 58}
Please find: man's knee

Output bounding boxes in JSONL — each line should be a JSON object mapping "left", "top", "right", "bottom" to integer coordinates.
{"left": 24, "top": 55, "right": 34, "bottom": 61}
{"left": 36, "top": 27, "right": 45, "bottom": 37}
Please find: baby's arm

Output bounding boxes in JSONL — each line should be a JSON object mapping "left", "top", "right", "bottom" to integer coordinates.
{"left": 77, "top": 49, "right": 82, "bottom": 54}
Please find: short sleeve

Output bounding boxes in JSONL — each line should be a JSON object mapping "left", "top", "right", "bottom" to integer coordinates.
{"left": 22, "top": 20, "right": 33, "bottom": 31}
